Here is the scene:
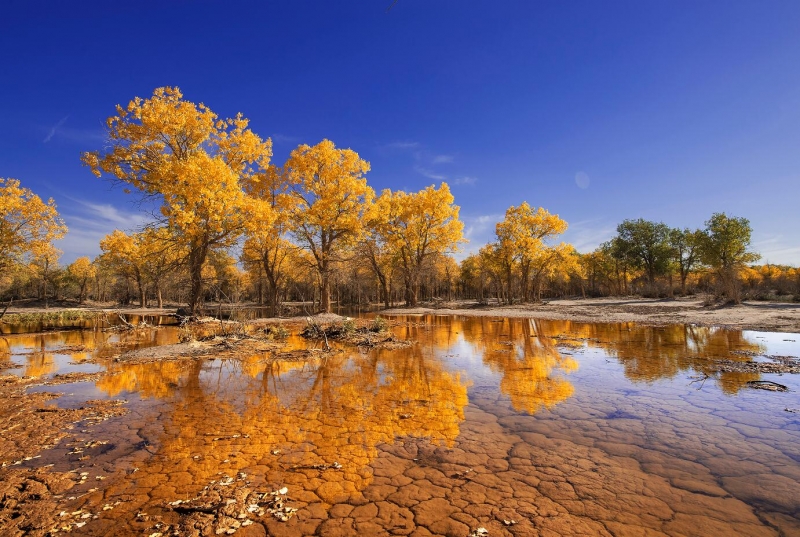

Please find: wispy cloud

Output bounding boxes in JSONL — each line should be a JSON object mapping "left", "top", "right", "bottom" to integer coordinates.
{"left": 753, "top": 234, "right": 800, "bottom": 265}
{"left": 383, "top": 141, "right": 420, "bottom": 150}
{"left": 453, "top": 176, "right": 477, "bottom": 186}
{"left": 562, "top": 218, "right": 615, "bottom": 253}
{"left": 55, "top": 199, "right": 153, "bottom": 264}
{"left": 464, "top": 215, "right": 499, "bottom": 242}
{"left": 43, "top": 115, "right": 69, "bottom": 143}
{"left": 432, "top": 154, "right": 454, "bottom": 164}
{"left": 454, "top": 213, "right": 503, "bottom": 261}
{"left": 272, "top": 133, "right": 301, "bottom": 144}
{"left": 48, "top": 126, "right": 106, "bottom": 145}
{"left": 414, "top": 166, "right": 447, "bottom": 181}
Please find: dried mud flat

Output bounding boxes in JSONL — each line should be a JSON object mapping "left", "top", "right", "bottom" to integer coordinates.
{"left": 0, "top": 373, "right": 129, "bottom": 536}
{"left": 386, "top": 297, "right": 800, "bottom": 333}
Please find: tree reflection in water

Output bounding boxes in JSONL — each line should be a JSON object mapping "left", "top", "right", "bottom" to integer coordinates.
{"left": 88, "top": 342, "right": 469, "bottom": 517}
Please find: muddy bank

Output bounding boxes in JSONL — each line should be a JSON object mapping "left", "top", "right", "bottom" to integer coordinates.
{"left": 384, "top": 297, "right": 800, "bottom": 333}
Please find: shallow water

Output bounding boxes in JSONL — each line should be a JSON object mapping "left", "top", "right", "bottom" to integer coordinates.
{"left": 2, "top": 316, "right": 799, "bottom": 536}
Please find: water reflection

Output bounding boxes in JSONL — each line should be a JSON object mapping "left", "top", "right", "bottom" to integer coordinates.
{"left": 392, "top": 316, "right": 770, "bottom": 395}
{"left": 458, "top": 318, "right": 578, "bottom": 414}
{"left": 2, "top": 316, "right": 799, "bottom": 535}
{"left": 84, "top": 343, "right": 469, "bottom": 521}
{"left": 542, "top": 321, "right": 764, "bottom": 393}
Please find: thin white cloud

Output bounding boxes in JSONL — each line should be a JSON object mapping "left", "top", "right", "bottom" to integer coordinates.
{"left": 462, "top": 214, "right": 501, "bottom": 242}
{"left": 453, "top": 176, "right": 477, "bottom": 186}
{"left": 454, "top": 214, "right": 502, "bottom": 261}
{"left": 272, "top": 133, "right": 301, "bottom": 144}
{"left": 49, "top": 126, "right": 106, "bottom": 145}
{"left": 752, "top": 234, "right": 800, "bottom": 266}
{"left": 384, "top": 141, "right": 420, "bottom": 150}
{"left": 414, "top": 166, "right": 447, "bottom": 181}
{"left": 55, "top": 199, "right": 153, "bottom": 264}
{"left": 432, "top": 154, "right": 454, "bottom": 164}
{"left": 562, "top": 218, "right": 615, "bottom": 253}
{"left": 43, "top": 115, "right": 69, "bottom": 143}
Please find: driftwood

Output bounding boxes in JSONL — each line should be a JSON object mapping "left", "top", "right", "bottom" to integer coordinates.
{"left": 746, "top": 380, "right": 789, "bottom": 392}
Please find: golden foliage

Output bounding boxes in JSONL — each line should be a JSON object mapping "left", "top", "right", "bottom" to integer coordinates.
{"left": 82, "top": 87, "right": 273, "bottom": 312}
{"left": 285, "top": 139, "right": 374, "bottom": 311}
{"left": 0, "top": 178, "right": 67, "bottom": 274}
{"left": 370, "top": 183, "right": 465, "bottom": 306}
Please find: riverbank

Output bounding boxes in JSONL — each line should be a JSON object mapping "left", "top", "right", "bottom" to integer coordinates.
{"left": 383, "top": 296, "right": 800, "bottom": 333}
{"left": 4, "top": 296, "right": 800, "bottom": 334}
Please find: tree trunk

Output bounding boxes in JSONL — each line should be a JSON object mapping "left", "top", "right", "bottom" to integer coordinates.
{"left": 188, "top": 242, "right": 208, "bottom": 314}
{"left": 404, "top": 271, "right": 417, "bottom": 307}
{"left": 320, "top": 270, "right": 331, "bottom": 313}
{"left": 156, "top": 282, "right": 163, "bottom": 309}
{"left": 520, "top": 262, "right": 531, "bottom": 302}
{"left": 137, "top": 276, "right": 146, "bottom": 308}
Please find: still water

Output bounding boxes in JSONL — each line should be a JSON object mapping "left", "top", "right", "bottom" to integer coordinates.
{"left": 2, "top": 315, "right": 799, "bottom": 536}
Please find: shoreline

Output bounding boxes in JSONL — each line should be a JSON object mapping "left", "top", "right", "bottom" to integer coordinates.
{"left": 3, "top": 296, "right": 800, "bottom": 334}
{"left": 382, "top": 297, "right": 800, "bottom": 334}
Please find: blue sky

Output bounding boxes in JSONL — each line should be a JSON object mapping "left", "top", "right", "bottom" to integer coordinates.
{"left": 2, "top": 0, "right": 799, "bottom": 264}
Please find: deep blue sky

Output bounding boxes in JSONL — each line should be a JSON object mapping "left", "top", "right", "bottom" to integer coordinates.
{"left": 2, "top": 0, "right": 799, "bottom": 264}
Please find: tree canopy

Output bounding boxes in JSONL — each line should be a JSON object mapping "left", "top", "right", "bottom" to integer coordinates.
{"left": 82, "top": 86, "right": 273, "bottom": 313}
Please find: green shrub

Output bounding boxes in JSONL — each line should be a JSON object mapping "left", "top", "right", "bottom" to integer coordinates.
{"left": 371, "top": 316, "right": 388, "bottom": 332}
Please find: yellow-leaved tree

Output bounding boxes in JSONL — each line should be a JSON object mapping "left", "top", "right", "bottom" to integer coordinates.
{"left": 285, "top": 140, "right": 373, "bottom": 312}
{"left": 372, "top": 183, "right": 465, "bottom": 307}
{"left": 0, "top": 178, "right": 67, "bottom": 277}
{"left": 495, "top": 202, "right": 568, "bottom": 302}
{"left": 67, "top": 257, "right": 96, "bottom": 304}
{"left": 99, "top": 230, "right": 148, "bottom": 307}
{"left": 82, "top": 87, "right": 272, "bottom": 313}
{"left": 242, "top": 164, "right": 298, "bottom": 316}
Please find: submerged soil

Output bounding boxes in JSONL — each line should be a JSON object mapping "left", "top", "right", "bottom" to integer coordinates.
{"left": 385, "top": 296, "right": 800, "bottom": 333}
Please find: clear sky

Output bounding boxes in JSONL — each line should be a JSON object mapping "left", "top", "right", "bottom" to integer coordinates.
{"left": 2, "top": 1, "right": 799, "bottom": 265}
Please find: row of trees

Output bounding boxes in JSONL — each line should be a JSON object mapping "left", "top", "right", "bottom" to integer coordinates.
{"left": 1, "top": 87, "right": 795, "bottom": 310}
{"left": 2, "top": 172, "right": 796, "bottom": 309}
{"left": 81, "top": 87, "right": 465, "bottom": 314}
{"left": 582, "top": 214, "right": 762, "bottom": 302}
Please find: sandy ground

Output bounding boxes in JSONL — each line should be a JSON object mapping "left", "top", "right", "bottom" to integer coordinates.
{"left": 383, "top": 297, "right": 800, "bottom": 333}
{"left": 4, "top": 296, "right": 800, "bottom": 333}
